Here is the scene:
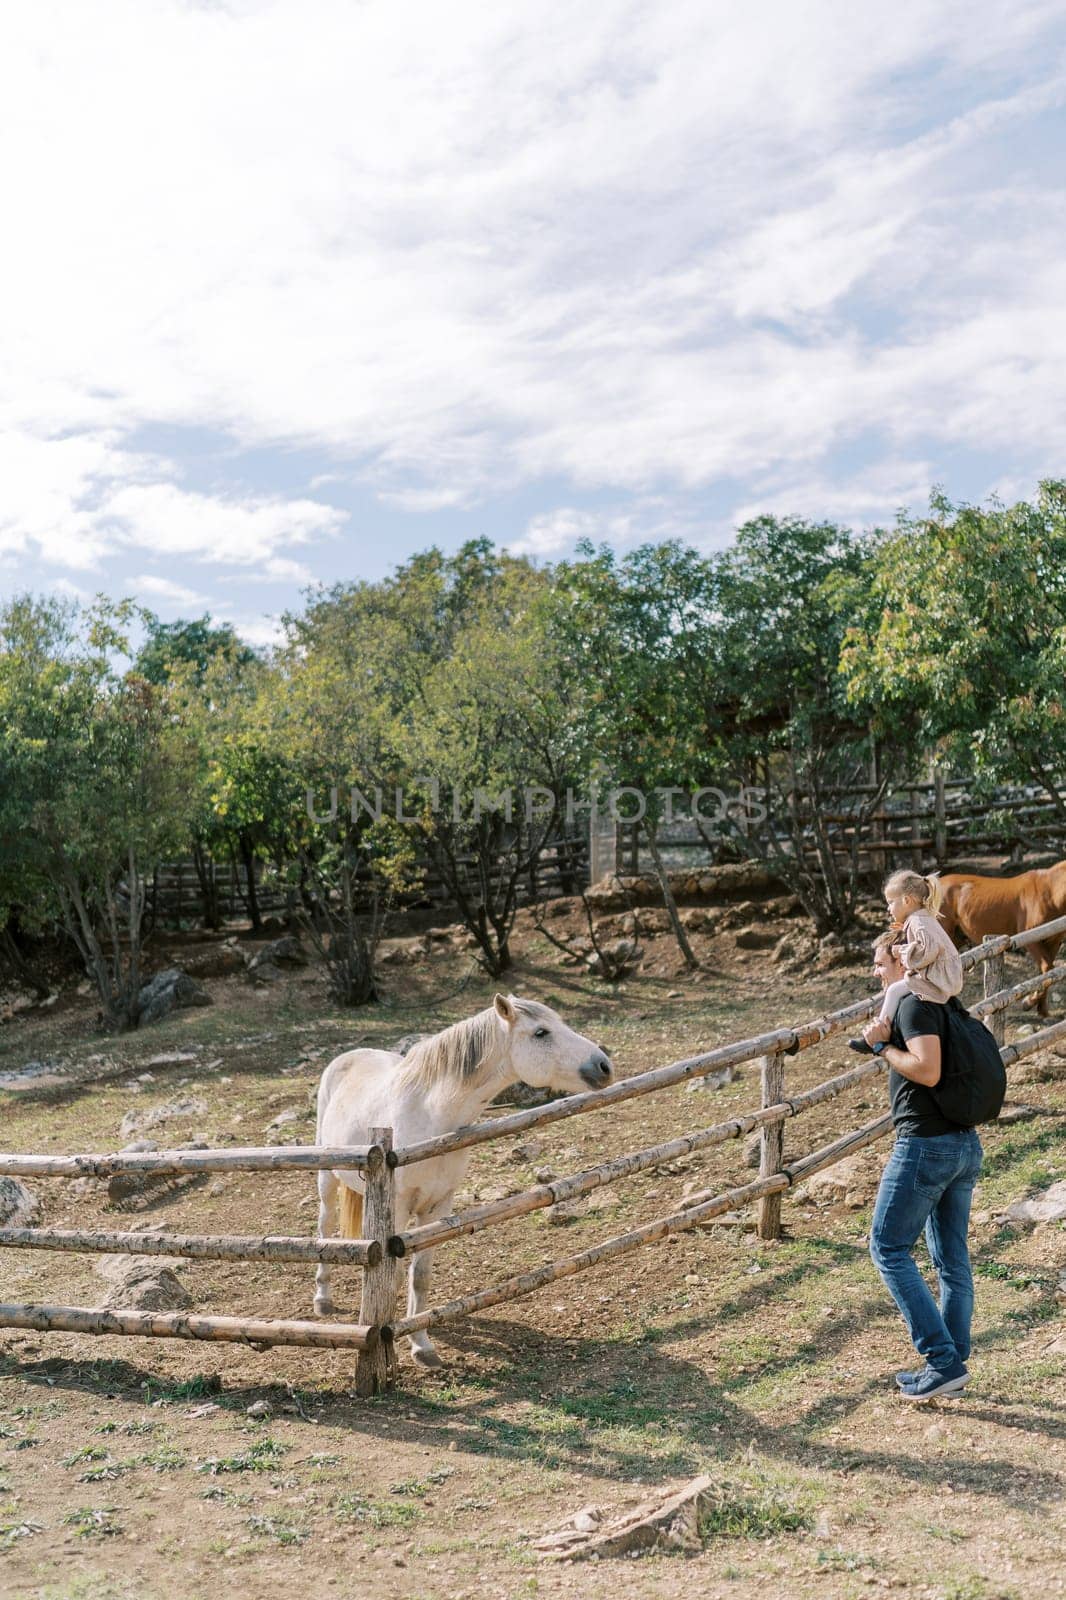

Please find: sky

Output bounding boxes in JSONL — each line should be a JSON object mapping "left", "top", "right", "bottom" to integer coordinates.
{"left": 2, "top": 0, "right": 1065, "bottom": 647}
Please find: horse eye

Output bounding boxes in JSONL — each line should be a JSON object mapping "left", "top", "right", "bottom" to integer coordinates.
{"left": 533, "top": 1027, "right": 550, "bottom": 1039}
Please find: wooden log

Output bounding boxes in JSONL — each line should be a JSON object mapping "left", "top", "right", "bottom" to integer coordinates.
{"left": 0, "top": 1303, "right": 378, "bottom": 1349}
{"left": 0, "top": 1227, "right": 380, "bottom": 1267}
{"left": 393, "top": 1057, "right": 886, "bottom": 1256}
{"left": 782, "top": 1115, "right": 894, "bottom": 1187}
{"left": 999, "top": 1015, "right": 1066, "bottom": 1066}
{"left": 355, "top": 1127, "right": 400, "bottom": 1397}
{"left": 757, "top": 1051, "right": 786, "bottom": 1240}
{"left": 392, "top": 1172, "right": 789, "bottom": 1337}
{"left": 972, "top": 963, "right": 1066, "bottom": 1022}
{"left": 934, "top": 767, "right": 947, "bottom": 860}
{"left": 0, "top": 1144, "right": 375, "bottom": 1180}
{"left": 394, "top": 1116, "right": 897, "bottom": 1340}
{"left": 1009, "top": 914, "right": 1066, "bottom": 948}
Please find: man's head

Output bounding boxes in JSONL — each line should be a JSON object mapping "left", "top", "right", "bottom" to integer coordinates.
{"left": 872, "top": 929, "right": 905, "bottom": 989}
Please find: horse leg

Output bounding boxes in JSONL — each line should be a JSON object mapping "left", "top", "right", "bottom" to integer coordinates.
{"left": 406, "top": 1235, "right": 444, "bottom": 1370}
{"left": 313, "top": 1170, "right": 338, "bottom": 1316}
{"left": 1025, "top": 938, "right": 1063, "bottom": 1017}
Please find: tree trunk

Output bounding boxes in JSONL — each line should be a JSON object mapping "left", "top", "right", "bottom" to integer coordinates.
{"left": 239, "top": 836, "right": 262, "bottom": 931}
{"left": 191, "top": 839, "right": 222, "bottom": 930}
{"left": 642, "top": 820, "right": 700, "bottom": 970}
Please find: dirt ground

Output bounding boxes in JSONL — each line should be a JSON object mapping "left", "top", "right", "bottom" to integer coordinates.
{"left": 0, "top": 899, "right": 1064, "bottom": 1600}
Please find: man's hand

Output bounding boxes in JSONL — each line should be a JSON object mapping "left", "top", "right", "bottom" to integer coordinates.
{"left": 882, "top": 1033, "right": 941, "bottom": 1088}
{"left": 863, "top": 1018, "right": 891, "bottom": 1045}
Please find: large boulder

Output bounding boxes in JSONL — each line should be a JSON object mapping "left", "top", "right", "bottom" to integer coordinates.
{"left": 137, "top": 968, "right": 212, "bottom": 1026}
{"left": 96, "top": 1256, "right": 193, "bottom": 1310}
{"left": 247, "top": 936, "right": 307, "bottom": 972}
{"left": 0, "top": 1177, "right": 40, "bottom": 1226}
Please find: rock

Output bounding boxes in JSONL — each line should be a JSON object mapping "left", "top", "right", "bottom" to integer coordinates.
{"left": 248, "top": 960, "right": 284, "bottom": 985}
{"left": 734, "top": 927, "right": 780, "bottom": 950}
{"left": 246, "top": 1400, "right": 273, "bottom": 1419}
{"left": 534, "top": 1167, "right": 558, "bottom": 1184}
{"left": 509, "top": 1140, "right": 545, "bottom": 1165}
{"left": 1003, "top": 1180, "right": 1066, "bottom": 1224}
{"left": 686, "top": 1065, "right": 739, "bottom": 1093}
{"left": 259, "top": 916, "right": 286, "bottom": 934}
{"left": 547, "top": 1200, "right": 587, "bottom": 1224}
{"left": 266, "top": 1109, "right": 300, "bottom": 1131}
{"left": 120, "top": 1098, "right": 208, "bottom": 1141}
{"left": 376, "top": 936, "right": 431, "bottom": 965}
{"left": 97, "top": 1260, "right": 193, "bottom": 1310}
{"left": 1042, "top": 1331, "right": 1066, "bottom": 1356}
{"left": 137, "top": 968, "right": 212, "bottom": 1026}
{"left": 0, "top": 1177, "right": 40, "bottom": 1227}
{"left": 799, "top": 1152, "right": 886, "bottom": 1208}
{"left": 183, "top": 946, "right": 246, "bottom": 979}
{"left": 248, "top": 936, "right": 307, "bottom": 971}
{"left": 744, "top": 1134, "right": 762, "bottom": 1169}
{"left": 996, "top": 1103, "right": 1040, "bottom": 1124}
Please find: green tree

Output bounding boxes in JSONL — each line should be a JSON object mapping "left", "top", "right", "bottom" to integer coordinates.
{"left": 0, "top": 595, "right": 197, "bottom": 1027}
{"left": 840, "top": 484, "right": 1066, "bottom": 818}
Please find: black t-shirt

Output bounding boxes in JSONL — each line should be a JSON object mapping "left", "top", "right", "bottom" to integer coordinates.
{"left": 887, "top": 993, "right": 956, "bottom": 1138}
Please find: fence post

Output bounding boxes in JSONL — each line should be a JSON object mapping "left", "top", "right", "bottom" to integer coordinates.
{"left": 934, "top": 768, "right": 947, "bottom": 863}
{"left": 982, "top": 935, "right": 1006, "bottom": 1047}
{"left": 911, "top": 788, "right": 922, "bottom": 870}
{"left": 757, "top": 1052, "right": 787, "bottom": 1240}
{"left": 355, "top": 1127, "right": 400, "bottom": 1397}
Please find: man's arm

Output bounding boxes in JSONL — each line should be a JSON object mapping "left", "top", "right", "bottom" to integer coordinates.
{"left": 882, "top": 1033, "right": 941, "bottom": 1088}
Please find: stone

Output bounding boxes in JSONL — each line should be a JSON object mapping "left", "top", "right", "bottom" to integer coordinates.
{"left": 743, "top": 1134, "right": 762, "bottom": 1169}
{"left": 97, "top": 1259, "right": 193, "bottom": 1311}
{"left": 248, "top": 960, "right": 284, "bottom": 985}
{"left": 0, "top": 1177, "right": 40, "bottom": 1227}
{"left": 266, "top": 1109, "right": 300, "bottom": 1131}
{"left": 376, "top": 936, "right": 431, "bottom": 965}
{"left": 509, "top": 1140, "right": 545, "bottom": 1165}
{"left": 182, "top": 946, "right": 245, "bottom": 979}
{"left": 248, "top": 936, "right": 307, "bottom": 971}
{"left": 120, "top": 1098, "right": 208, "bottom": 1141}
{"left": 734, "top": 927, "right": 779, "bottom": 950}
{"left": 246, "top": 1400, "right": 273, "bottom": 1419}
{"left": 1003, "top": 1180, "right": 1066, "bottom": 1224}
{"left": 799, "top": 1152, "right": 886, "bottom": 1208}
{"left": 685, "top": 1065, "right": 738, "bottom": 1093}
{"left": 136, "top": 968, "right": 212, "bottom": 1027}
{"left": 547, "top": 1200, "right": 587, "bottom": 1224}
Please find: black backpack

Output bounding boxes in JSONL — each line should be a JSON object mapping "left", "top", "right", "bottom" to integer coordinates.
{"left": 931, "top": 996, "right": 1007, "bottom": 1127}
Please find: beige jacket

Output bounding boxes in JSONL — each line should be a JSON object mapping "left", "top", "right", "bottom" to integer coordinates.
{"left": 900, "top": 908, "right": 964, "bottom": 1004}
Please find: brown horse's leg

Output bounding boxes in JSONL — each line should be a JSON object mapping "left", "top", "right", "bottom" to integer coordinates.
{"left": 1022, "top": 940, "right": 1058, "bottom": 1016}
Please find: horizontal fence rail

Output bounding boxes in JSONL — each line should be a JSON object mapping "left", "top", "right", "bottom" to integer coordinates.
{"left": 391, "top": 918, "right": 1066, "bottom": 1170}
{"left": 0, "top": 1144, "right": 378, "bottom": 1180}
{"left": 0, "top": 1227, "right": 381, "bottom": 1268}
{"left": 390, "top": 1057, "right": 887, "bottom": 1256}
{"left": 0, "top": 1304, "right": 378, "bottom": 1350}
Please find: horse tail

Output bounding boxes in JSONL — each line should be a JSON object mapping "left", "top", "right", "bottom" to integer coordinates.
{"left": 338, "top": 1183, "right": 364, "bottom": 1240}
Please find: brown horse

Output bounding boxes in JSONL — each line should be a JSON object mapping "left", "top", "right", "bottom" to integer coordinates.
{"left": 938, "top": 859, "right": 1066, "bottom": 1016}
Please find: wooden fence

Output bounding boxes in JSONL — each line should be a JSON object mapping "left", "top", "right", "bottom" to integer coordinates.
{"left": 1, "top": 915, "right": 1064, "bottom": 1394}
{"left": 627, "top": 776, "right": 1066, "bottom": 875}
{"left": 147, "top": 829, "right": 590, "bottom": 930}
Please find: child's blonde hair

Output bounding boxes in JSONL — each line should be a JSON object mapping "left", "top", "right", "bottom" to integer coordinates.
{"left": 883, "top": 868, "right": 944, "bottom": 917}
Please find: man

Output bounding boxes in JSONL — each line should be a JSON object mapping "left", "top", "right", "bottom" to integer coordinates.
{"left": 862, "top": 931, "right": 984, "bottom": 1400}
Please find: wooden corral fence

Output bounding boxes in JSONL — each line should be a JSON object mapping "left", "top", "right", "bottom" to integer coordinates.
{"left": 2, "top": 915, "right": 1065, "bottom": 1395}
{"left": 627, "top": 775, "right": 1066, "bottom": 875}
{"left": 147, "top": 827, "right": 590, "bottom": 930}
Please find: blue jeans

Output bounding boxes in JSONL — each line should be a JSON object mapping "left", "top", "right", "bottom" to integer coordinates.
{"left": 870, "top": 1130, "right": 983, "bottom": 1371}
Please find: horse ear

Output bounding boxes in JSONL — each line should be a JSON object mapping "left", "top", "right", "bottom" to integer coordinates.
{"left": 493, "top": 992, "right": 517, "bottom": 1024}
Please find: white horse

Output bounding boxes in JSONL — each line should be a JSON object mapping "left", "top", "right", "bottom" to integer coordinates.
{"left": 313, "top": 992, "right": 612, "bottom": 1369}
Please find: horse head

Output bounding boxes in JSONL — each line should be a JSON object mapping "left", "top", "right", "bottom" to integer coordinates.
{"left": 493, "top": 992, "right": 612, "bottom": 1092}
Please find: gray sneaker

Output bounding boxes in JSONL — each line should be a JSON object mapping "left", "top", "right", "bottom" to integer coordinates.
{"left": 899, "top": 1365, "right": 970, "bottom": 1401}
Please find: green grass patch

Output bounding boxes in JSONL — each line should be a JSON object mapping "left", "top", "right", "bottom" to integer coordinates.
{"left": 334, "top": 1491, "right": 421, "bottom": 1528}
{"left": 195, "top": 1437, "right": 289, "bottom": 1475}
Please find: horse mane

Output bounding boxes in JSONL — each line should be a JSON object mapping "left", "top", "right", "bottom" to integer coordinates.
{"left": 400, "top": 997, "right": 556, "bottom": 1089}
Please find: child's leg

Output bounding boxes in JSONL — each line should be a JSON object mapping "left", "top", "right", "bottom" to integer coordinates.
{"left": 877, "top": 977, "right": 911, "bottom": 1025}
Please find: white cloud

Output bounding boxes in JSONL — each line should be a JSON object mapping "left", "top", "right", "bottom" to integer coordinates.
{"left": 129, "top": 573, "right": 212, "bottom": 608}
{"left": 0, "top": 0, "right": 1064, "bottom": 588}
